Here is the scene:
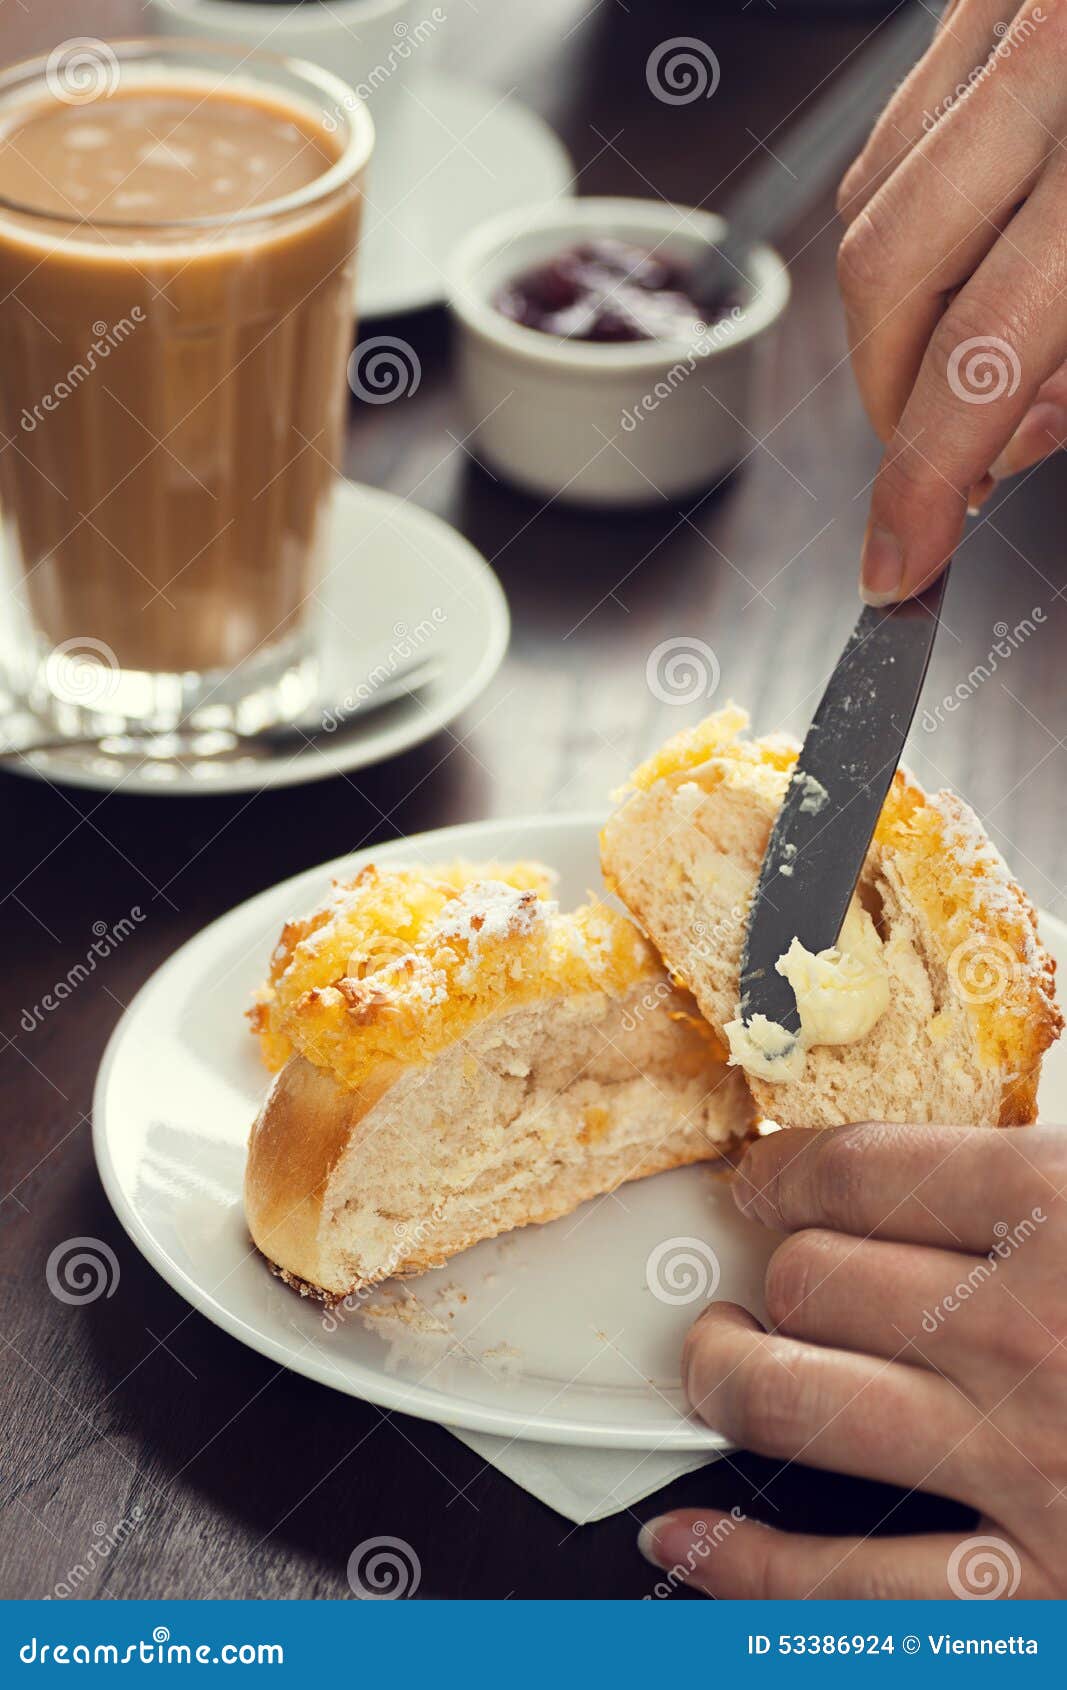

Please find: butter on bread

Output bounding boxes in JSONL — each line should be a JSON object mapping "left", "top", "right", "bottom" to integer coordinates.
{"left": 245, "top": 859, "right": 754, "bottom": 1301}
{"left": 601, "top": 706, "right": 1061, "bottom": 1128}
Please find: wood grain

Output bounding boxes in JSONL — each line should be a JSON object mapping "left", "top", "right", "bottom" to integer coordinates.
{"left": 1, "top": 0, "right": 1062, "bottom": 1599}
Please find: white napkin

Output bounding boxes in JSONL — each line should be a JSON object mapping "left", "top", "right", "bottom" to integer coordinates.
{"left": 450, "top": 1428, "right": 723, "bottom": 1524}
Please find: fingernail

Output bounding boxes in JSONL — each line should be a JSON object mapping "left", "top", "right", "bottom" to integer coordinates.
{"left": 991, "top": 403, "right": 1067, "bottom": 481}
{"left": 638, "top": 1514, "right": 674, "bottom": 1568}
{"left": 860, "top": 524, "right": 904, "bottom": 606}
{"left": 967, "top": 473, "right": 994, "bottom": 515}
{"left": 990, "top": 436, "right": 1019, "bottom": 480}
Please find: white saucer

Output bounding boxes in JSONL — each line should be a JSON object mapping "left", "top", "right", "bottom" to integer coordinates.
{"left": 358, "top": 75, "right": 573, "bottom": 320}
{"left": 8, "top": 482, "right": 509, "bottom": 797}
{"left": 92, "top": 811, "right": 1067, "bottom": 1449}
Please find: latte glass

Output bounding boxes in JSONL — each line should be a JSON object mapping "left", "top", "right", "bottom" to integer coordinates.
{"left": 0, "top": 40, "right": 373, "bottom": 737}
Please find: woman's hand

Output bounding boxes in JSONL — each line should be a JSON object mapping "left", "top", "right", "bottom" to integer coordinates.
{"left": 638, "top": 1121, "right": 1067, "bottom": 1597}
{"left": 835, "top": 1, "right": 1067, "bottom": 603}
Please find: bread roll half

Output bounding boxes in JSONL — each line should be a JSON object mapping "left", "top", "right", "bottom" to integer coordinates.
{"left": 245, "top": 860, "right": 753, "bottom": 1301}
{"left": 602, "top": 706, "right": 1061, "bottom": 1129}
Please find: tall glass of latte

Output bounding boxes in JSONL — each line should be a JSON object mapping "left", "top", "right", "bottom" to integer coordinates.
{"left": 0, "top": 39, "right": 372, "bottom": 735}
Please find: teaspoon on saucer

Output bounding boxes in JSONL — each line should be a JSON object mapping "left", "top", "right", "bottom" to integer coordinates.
{"left": 0, "top": 653, "right": 441, "bottom": 765}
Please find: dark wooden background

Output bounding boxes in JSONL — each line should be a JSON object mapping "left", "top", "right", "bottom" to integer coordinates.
{"left": 2, "top": 0, "right": 1064, "bottom": 1599}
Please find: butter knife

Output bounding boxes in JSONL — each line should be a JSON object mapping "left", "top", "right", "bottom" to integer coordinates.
{"left": 738, "top": 569, "right": 949, "bottom": 1035}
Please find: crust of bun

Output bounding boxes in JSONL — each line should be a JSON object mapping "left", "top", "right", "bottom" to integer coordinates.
{"left": 245, "top": 860, "right": 755, "bottom": 1300}
{"left": 246, "top": 1045, "right": 746, "bottom": 1304}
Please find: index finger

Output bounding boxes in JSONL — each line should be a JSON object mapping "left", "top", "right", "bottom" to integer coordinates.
{"left": 733, "top": 1120, "right": 1054, "bottom": 1251}
{"left": 837, "top": 0, "right": 1018, "bottom": 226}
{"left": 860, "top": 171, "right": 1067, "bottom": 600}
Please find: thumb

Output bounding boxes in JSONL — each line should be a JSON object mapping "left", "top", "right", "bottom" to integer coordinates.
{"left": 638, "top": 1510, "right": 1041, "bottom": 1599}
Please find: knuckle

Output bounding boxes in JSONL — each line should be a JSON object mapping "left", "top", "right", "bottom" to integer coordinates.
{"left": 991, "top": 1288, "right": 1051, "bottom": 1370}
{"left": 810, "top": 1130, "right": 870, "bottom": 1232}
{"left": 930, "top": 296, "right": 1027, "bottom": 387}
{"left": 766, "top": 1545, "right": 919, "bottom": 1602}
{"left": 861, "top": 1560, "right": 934, "bottom": 1602}
{"left": 731, "top": 1340, "right": 824, "bottom": 1452}
{"left": 1006, "top": 1265, "right": 1067, "bottom": 1349}
{"left": 1022, "top": 1125, "right": 1067, "bottom": 1192}
{"left": 836, "top": 193, "right": 908, "bottom": 301}
{"left": 876, "top": 436, "right": 950, "bottom": 506}
{"left": 764, "top": 1230, "right": 833, "bottom": 1329}
{"left": 758, "top": 1539, "right": 814, "bottom": 1601}
{"left": 985, "top": 1138, "right": 1058, "bottom": 1239}
{"left": 836, "top": 217, "right": 881, "bottom": 303}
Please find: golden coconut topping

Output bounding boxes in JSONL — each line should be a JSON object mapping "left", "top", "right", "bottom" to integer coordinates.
{"left": 250, "top": 858, "right": 664, "bottom": 1090}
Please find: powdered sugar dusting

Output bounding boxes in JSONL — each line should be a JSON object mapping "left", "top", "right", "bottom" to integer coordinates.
{"left": 432, "top": 881, "right": 553, "bottom": 948}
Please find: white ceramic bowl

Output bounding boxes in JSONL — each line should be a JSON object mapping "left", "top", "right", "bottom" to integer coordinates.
{"left": 446, "top": 197, "right": 790, "bottom": 507}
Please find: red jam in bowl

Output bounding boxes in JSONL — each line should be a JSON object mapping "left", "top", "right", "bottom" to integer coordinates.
{"left": 493, "top": 237, "right": 739, "bottom": 344}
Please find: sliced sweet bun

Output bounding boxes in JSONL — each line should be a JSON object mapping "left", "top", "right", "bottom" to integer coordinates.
{"left": 601, "top": 706, "right": 1061, "bottom": 1129}
{"left": 245, "top": 859, "right": 754, "bottom": 1301}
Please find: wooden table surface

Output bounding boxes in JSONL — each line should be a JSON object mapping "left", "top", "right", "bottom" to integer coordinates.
{"left": 2, "top": 0, "right": 1064, "bottom": 1600}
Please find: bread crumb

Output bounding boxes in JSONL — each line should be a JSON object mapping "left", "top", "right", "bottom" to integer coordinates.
{"left": 481, "top": 1342, "right": 523, "bottom": 1378}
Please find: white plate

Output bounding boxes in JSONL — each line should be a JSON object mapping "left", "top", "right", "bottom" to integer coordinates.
{"left": 92, "top": 814, "right": 1067, "bottom": 1449}
{"left": 358, "top": 76, "right": 573, "bottom": 319}
{"left": 12, "top": 481, "right": 509, "bottom": 797}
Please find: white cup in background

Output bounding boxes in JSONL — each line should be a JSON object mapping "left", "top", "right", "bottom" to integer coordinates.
{"left": 146, "top": 1, "right": 445, "bottom": 231}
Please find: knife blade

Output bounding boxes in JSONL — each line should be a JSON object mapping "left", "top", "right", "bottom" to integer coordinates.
{"left": 739, "top": 568, "right": 949, "bottom": 1035}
